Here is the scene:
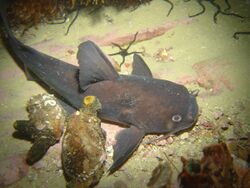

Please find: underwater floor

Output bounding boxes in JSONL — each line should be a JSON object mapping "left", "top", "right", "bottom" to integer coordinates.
{"left": 0, "top": 0, "right": 250, "bottom": 187}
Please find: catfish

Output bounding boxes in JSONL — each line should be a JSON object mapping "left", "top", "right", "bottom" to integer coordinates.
{"left": 0, "top": 5, "right": 199, "bottom": 173}
{"left": 77, "top": 43, "right": 199, "bottom": 173}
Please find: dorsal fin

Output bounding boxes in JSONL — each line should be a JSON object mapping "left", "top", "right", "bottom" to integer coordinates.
{"left": 131, "top": 54, "right": 153, "bottom": 78}
{"left": 77, "top": 40, "right": 119, "bottom": 90}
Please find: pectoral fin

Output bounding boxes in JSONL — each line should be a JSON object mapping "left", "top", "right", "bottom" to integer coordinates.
{"left": 108, "top": 126, "right": 145, "bottom": 174}
{"left": 131, "top": 54, "right": 153, "bottom": 78}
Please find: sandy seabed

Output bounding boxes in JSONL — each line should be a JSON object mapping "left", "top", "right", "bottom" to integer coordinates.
{"left": 0, "top": 0, "right": 250, "bottom": 187}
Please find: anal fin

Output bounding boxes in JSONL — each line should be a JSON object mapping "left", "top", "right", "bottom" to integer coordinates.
{"left": 108, "top": 126, "right": 145, "bottom": 174}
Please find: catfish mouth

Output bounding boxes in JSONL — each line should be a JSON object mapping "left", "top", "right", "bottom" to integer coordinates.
{"left": 187, "top": 93, "right": 199, "bottom": 124}
{"left": 174, "top": 93, "right": 199, "bottom": 133}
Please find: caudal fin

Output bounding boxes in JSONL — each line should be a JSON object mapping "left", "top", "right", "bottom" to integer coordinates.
{"left": 0, "top": 0, "right": 19, "bottom": 43}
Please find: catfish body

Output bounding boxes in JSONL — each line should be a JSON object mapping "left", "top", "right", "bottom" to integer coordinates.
{"left": 77, "top": 41, "right": 198, "bottom": 135}
{"left": 0, "top": 6, "right": 198, "bottom": 174}
{"left": 83, "top": 75, "right": 197, "bottom": 134}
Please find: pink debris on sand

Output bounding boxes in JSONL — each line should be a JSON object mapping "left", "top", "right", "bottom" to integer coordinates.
{"left": 80, "top": 18, "right": 193, "bottom": 46}
{"left": 177, "top": 75, "right": 197, "bottom": 85}
{"left": 0, "top": 154, "right": 29, "bottom": 187}
{"left": 193, "top": 58, "right": 234, "bottom": 94}
{"left": 178, "top": 58, "right": 234, "bottom": 97}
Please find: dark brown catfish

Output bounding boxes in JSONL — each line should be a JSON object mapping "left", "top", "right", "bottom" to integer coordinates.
{"left": 0, "top": 7, "right": 198, "bottom": 173}
{"left": 77, "top": 42, "right": 199, "bottom": 173}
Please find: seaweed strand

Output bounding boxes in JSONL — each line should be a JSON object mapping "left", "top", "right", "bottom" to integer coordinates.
{"left": 189, "top": 0, "right": 205, "bottom": 18}
{"left": 187, "top": 0, "right": 244, "bottom": 24}
{"left": 209, "top": 0, "right": 221, "bottom": 23}
{"left": 224, "top": 0, "right": 231, "bottom": 11}
{"left": 233, "top": 32, "right": 250, "bottom": 40}
{"left": 163, "top": 0, "right": 174, "bottom": 17}
{"left": 209, "top": 0, "right": 244, "bottom": 24}
{"left": 65, "top": 0, "right": 80, "bottom": 35}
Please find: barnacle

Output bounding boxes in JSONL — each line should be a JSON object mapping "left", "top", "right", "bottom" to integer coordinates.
{"left": 13, "top": 93, "right": 66, "bottom": 164}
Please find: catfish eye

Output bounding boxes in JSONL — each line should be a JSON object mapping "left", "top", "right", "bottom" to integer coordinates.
{"left": 172, "top": 114, "right": 182, "bottom": 122}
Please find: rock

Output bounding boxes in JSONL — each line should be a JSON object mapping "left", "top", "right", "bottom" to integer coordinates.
{"left": 213, "top": 110, "right": 224, "bottom": 120}
{"left": 147, "top": 158, "right": 172, "bottom": 188}
{"left": 192, "top": 58, "right": 234, "bottom": 96}
{"left": 180, "top": 132, "right": 189, "bottom": 140}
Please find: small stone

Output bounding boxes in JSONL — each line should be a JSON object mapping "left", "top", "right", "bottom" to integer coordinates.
{"left": 227, "top": 119, "right": 234, "bottom": 125}
{"left": 221, "top": 124, "right": 229, "bottom": 131}
{"left": 200, "top": 120, "right": 214, "bottom": 130}
{"left": 213, "top": 110, "right": 224, "bottom": 120}
{"left": 155, "top": 139, "right": 168, "bottom": 146}
{"left": 180, "top": 141, "right": 185, "bottom": 145}
{"left": 106, "top": 146, "right": 114, "bottom": 157}
{"left": 67, "top": 49, "right": 75, "bottom": 55}
{"left": 180, "top": 132, "right": 189, "bottom": 140}
{"left": 166, "top": 136, "right": 174, "bottom": 144}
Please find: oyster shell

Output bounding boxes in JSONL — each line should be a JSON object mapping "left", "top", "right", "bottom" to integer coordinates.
{"left": 62, "top": 96, "right": 106, "bottom": 188}
{"left": 13, "top": 93, "right": 66, "bottom": 164}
